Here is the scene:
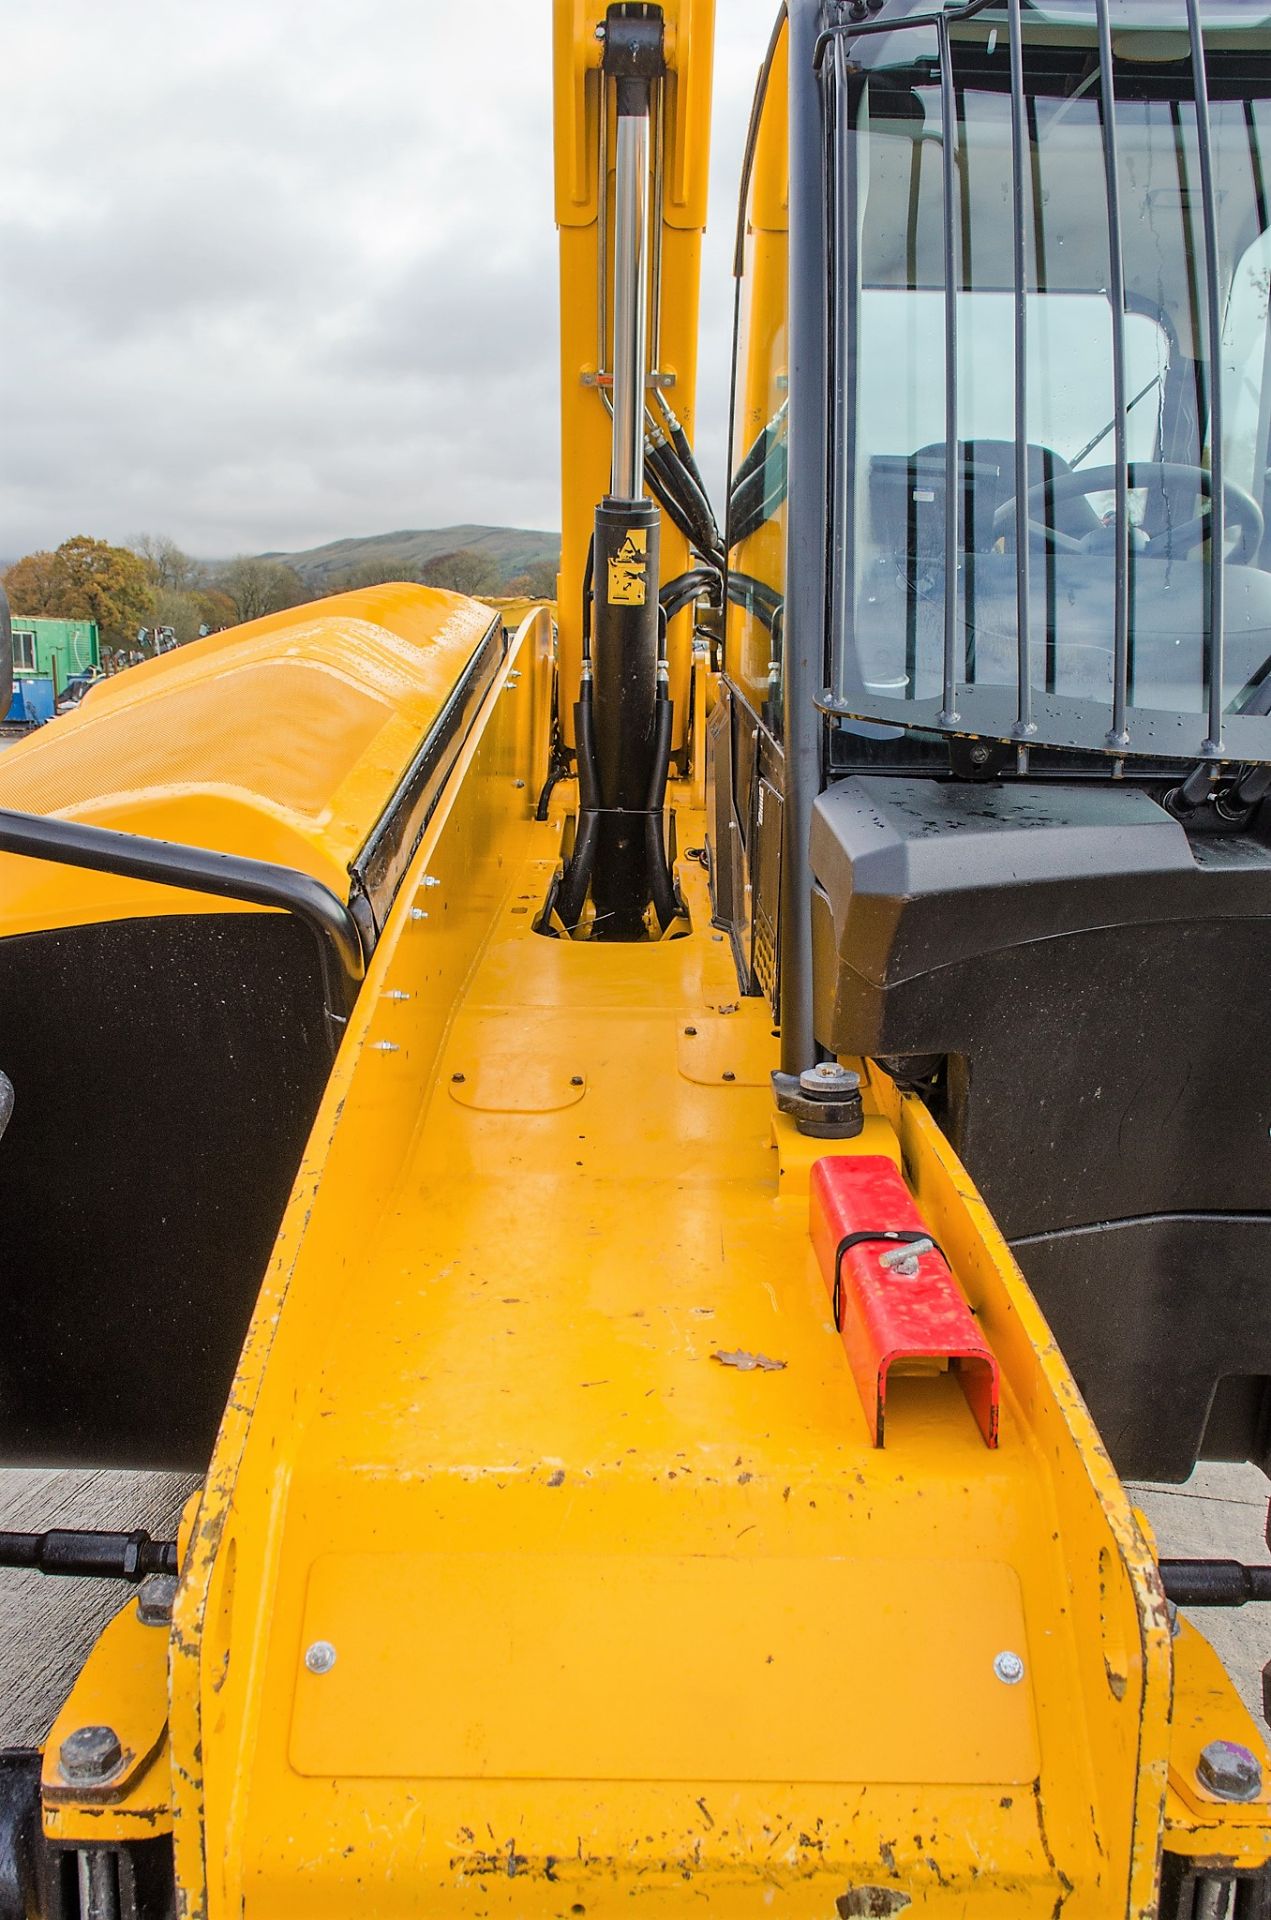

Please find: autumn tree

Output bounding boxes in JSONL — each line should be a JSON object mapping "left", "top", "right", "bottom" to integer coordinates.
{"left": 419, "top": 548, "right": 500, "bottom": 597}
{"left": 5, "top": 536, "right": 154, "bottom": 651}
{"left": 505, "top": 559, "right": 558, "bottom": 599}
{"left": 217, "top": 556, "right": 308, "bottom": 624}
{"left": 3, "top": 549, "right": 63, "bottom": 616}
{"left": 130, "top": 533, "right": 201, "bottom": 595}
{"left": 193, "top": 588, "right": 237, "bottom": 634}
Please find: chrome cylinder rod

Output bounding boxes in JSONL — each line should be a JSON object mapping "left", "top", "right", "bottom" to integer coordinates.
{"left": 611, "top": 105, "right": 650, "bottom": 501}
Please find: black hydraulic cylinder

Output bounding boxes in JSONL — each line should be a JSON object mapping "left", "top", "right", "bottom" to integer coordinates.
{"left": 1158, "top": 1559, "right": 1271, "bottom": 1607}
{"left": 590, "top": 495, "right": 662, "bottom": 937}
{"left": 0, "top": 1529, "right": 177, "bottom": 1582}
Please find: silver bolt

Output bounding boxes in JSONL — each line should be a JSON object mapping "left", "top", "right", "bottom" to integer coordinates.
{"left": 799, "top": 1061, "right": 860, "bottom": 1097}
{"left": 59, "top": 1724, "right": 124, "bottom": 1783}
{"left": 383, "top": 989, "right": 411, "bottom": 1003}
{"left": 422, "top": 875, "right": 441, "bottom": 889}
{"left": 410, "top": 908, "right": 429, "bottom": 922}
{"left": 594, "top": 19, "right": 606, "bottom": 36}
{"left": 137, "top": 1573, "right": 178, "bottom": 1626}
{"left": 993, "top": 1651, "right": 1025, "bottom": 1685}
{"left": 879, "top": 1237, "right": 934, "bottom": 1277}
{"left": 515, "top": 779, "right": 526, "bottom": 790}
{"left": 1197, "top": 1739, "right": 1262, "bottom": 1802}
{"left": 305, "top": 1640, "right": 337, "bottom": 1676}
{"left": 371, "top": 1040, "right": 399, "bottom": 1054}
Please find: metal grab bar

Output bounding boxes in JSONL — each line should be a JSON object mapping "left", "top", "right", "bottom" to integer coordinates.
{"left": 0, "top": 808, "right": 367, "bottom": 1037}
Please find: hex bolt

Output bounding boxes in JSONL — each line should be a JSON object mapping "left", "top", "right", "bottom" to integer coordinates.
{"left": 59, "top": 1724, "right": 124, "bottom": 1784}
{"left": 993, "top": 1650, "right": 1025, "bottom": 1685}
{"left": 137, "top": 1573, "right": 178, "bottom": 1627}
{"left": 371, "top": 1041, "right": 399, "bottom": 1054}
{"left": 799, "top": 1061, "right": 860, "bottom": 1099}
{"left": 422, "top": 875, "right": 441, "bottom": 889}
{"left": 304, "top": 1640, "right": 337, "bottom": 1676}
{"left": 570, "top": 1075, "right": 585, "bottom": 1087}
{"left": 409, "top": 908, "right": 429, "bottom": 922}
{"left": 1197, "top": 1739, "right": 1263, "bottom": 1802}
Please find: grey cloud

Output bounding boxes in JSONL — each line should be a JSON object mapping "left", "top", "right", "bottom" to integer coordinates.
{"left": 0, "top": 0, "right": 778, "bottom": 560}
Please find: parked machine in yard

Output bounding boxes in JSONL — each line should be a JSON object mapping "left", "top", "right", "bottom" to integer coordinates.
{"left": 0, "top": 0, "right": 1270, "bottom": 1913}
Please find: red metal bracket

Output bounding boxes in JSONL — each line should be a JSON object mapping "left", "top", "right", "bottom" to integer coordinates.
{"left": 809, "top": 1155, "right": 999, "bottom": 1448}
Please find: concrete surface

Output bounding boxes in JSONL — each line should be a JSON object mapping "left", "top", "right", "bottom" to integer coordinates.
{"left": 0, "top": 1469, "right": 197, "bottom": 1747}
{"left": 0, "top": 1463, "right": 1264, "bottom": 1748}
{"left": 1132, "top": 1462, "right": 1271, "bottom": 1725}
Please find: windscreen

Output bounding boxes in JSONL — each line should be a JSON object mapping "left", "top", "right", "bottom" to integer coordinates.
{"left": 824, "top": 0, "right": 1271, "bottom": 763}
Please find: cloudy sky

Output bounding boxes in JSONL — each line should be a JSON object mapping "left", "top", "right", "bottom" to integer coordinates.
{"left": 0, "top": 2, "right": 778, "bottom": 562}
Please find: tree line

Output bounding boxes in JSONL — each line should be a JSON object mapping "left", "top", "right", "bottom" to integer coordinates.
{"left": 2, "top": 537, "right": 557, "bottom": 668}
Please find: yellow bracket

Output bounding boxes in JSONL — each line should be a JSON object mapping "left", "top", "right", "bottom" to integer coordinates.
{"left": 42, "top": 1592, "right": 172, "bottom": 1846}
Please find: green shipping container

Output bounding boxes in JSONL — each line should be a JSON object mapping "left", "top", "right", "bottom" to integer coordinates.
{"left": 8, "top": 617, "right": 100, "bottom": 692}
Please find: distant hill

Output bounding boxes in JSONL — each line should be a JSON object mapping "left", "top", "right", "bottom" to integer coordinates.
{"left": 262, "top": 524, "right": 560, "bottom": 592}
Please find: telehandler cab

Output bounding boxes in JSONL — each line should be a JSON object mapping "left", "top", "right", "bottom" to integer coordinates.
{"left": 0, "top": 0, "right": 1268, "bottom": 1914}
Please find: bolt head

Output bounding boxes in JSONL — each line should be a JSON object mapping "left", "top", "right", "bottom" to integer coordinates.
{"left": 137, "top": 1572, "right": 178, "bottom": 1626}
{"left": 798, "top": 1061, "right": 861, "bottom": 1099}
{"left": 1198, "top": 1739, "right": 1263, "bottom": 1802}
{"left": 993, "top": 1650, "right": 1025, "bottom": 1685}
{"left": 59, "top": 1724, "right": 124, "bottom": 1783}
{"left": 305, "top": 1640, "right": 337, "bottom": 1676}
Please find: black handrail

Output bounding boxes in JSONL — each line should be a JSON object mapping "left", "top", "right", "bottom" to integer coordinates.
{"left": 0, "top": 808, "right": 367, "bottom": 1038}
{"left": 1185, "top": 0, "right": 1227, "bottom": 757}
{"left": 1007, "top": 0, "right": 1034, "bottom": 755}
{"left": 1095, "top": 0, "right": 1131, "bottom": 749}
{"left": 937, "top": 12, "right": 962, "bottom": 729}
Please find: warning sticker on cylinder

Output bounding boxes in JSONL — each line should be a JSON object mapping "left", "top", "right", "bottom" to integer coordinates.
{"left": 608, "top": 528, "right": 648, "bottom": 606}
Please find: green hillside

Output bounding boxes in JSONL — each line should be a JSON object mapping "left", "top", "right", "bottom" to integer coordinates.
{"left": 263, "top": 524, "right": 560, "bottom": 592}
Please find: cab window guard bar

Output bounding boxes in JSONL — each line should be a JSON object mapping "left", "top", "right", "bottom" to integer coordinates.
{"left": 814, "top": 0, "right": 1236, "bottom": 766}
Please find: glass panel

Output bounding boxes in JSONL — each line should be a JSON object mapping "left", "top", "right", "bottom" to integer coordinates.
{"left": 827, "top": 2, "right": 1271, "bottom": 761}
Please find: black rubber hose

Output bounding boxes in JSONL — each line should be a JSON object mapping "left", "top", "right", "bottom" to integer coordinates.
{"left": 660, "top": 568, "right": 722, "bottom": 623}
{"left": 660, "top": 443, "right": 723, "bottom": 559}
{"left": 644, "top": 682, "right": 678, "bottom": 931}
{"left": 730, "top": 439, "right": 788, "bottom": 546}
{"left": 648, "top": 443, "right": 723, "bottom": 569}
{"left": 555, "top": 686, "right": 600, "bottom": 931}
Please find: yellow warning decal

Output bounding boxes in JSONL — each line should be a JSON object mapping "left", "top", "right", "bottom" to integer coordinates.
{"left": 608, "top": 527, "right": 648, "bottom": 607}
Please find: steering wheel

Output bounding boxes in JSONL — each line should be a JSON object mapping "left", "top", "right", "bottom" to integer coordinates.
{"left": 992, "top": 461, "right": 1265, "bottom": 565}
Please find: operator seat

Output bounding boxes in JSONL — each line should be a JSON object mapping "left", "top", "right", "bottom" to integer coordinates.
{"left": 868, "top": 440, "right": 1100, "bottom": 561}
